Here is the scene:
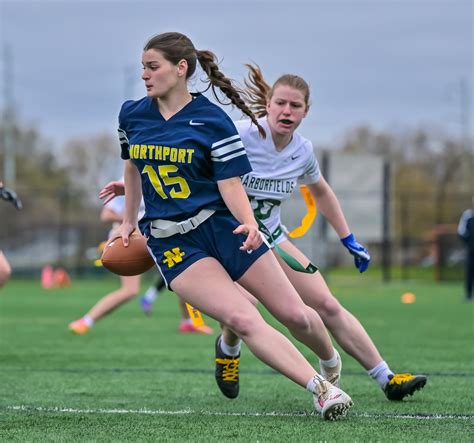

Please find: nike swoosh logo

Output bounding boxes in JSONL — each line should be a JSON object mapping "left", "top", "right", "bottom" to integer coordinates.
{"left": 291, "top": 155, "right": 300, "bottom": 160}
{"left": 189, "top": 120, "right": 205, "bottom": 126}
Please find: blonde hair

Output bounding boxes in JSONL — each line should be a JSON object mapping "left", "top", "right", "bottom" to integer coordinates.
{"left": 243, "top": 63, "right": 311, "bottom": 117}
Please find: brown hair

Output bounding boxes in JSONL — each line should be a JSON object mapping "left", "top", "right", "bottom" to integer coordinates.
{"left": 243, "top": 63, "right": 311, "bottom": 118}
{"left": 144, "top": 32, "right": 265, "bottom": 137}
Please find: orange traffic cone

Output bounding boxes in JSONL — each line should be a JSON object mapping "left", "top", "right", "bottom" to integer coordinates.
{"left": 53, "top": 268, "right": 71, "bottom": 288}
{"left": 41, "top": 265, "right": 55, "bottom": 289}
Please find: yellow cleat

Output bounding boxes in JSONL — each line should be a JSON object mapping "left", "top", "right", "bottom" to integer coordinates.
{"left": 384, "top": 373, "right": 427, "bottom": 401}
{"left": 214, "top": 335, "right": 240, "bottom": 399}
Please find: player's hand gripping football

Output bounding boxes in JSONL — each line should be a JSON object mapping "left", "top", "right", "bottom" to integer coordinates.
{"left": 233, "top": 222, "right": 263, "bottom": 251}
{"left": 99, "top": 181, "right": 126, "bottom": 205}
{"left": 0, "top": 182, "right": 22, "bottom": 210}
{"left": 119, "top": 222, "right": 136, "bottom": 248}
{"left": 340, "top": 233, "right": 371, "bottom": 273}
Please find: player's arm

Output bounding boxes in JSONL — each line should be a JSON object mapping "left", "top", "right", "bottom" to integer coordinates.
{"left": 307, "top": 178, "right": 370, "bottom": 273}
{"left": 217, "top": 177, "right": 262, "bottom": 251}
{"left": 307, "top": 178, "right": 350, "bottom": 238}
{"left": 120, "top": 160, "right": 142, "bottom": 246}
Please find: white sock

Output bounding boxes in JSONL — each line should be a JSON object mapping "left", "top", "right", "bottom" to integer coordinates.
{"left": 306, "top": 375, "right": 323, "bottom": 394}
{"left": 368, "top": 361, "right": 394, "bottom": 388}
{"left": 220, "top": 336, "right": 241, "bottom": 357}
{"left": 143, "top": 286, "right": 158, "bottom": 303}
{"left": 83, "top": 315, "right": 94, "bottom": 327}
{"left": 320, "top": 349, "right": 339, "bottom": 368}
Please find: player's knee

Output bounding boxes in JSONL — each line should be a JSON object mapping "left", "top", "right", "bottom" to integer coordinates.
{"left": 317, "top": 297, "right": 343, "bottom": 320}
{"left": 224, "top": 310, "right": 260, "bottom": 337}
{"left": 126, "top": 288, "right": 140, "bottom": 298}
{"left": 279, "top": 307, "right": 312, "bottom": 332}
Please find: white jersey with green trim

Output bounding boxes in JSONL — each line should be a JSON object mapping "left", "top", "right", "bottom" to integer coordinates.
{"left": 235, "top": 117, "right": 321, "bottom": 237}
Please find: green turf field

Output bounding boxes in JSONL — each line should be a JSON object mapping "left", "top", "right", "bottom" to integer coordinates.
{"left": 0, "top": 275, "right": 473, "bottom": 441}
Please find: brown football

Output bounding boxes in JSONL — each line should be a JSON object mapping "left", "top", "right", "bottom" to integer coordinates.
{"left": 101, "top": 231, "right": 155, "bottom": 276}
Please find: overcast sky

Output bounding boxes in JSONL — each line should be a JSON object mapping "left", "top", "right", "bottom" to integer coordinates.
{"left": 0, "top": 0, "right": 472, "bottom": 148}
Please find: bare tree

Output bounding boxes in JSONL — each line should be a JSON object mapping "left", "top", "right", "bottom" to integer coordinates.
{"left": 62, "top": 133, "right": 122, "bottom": 204}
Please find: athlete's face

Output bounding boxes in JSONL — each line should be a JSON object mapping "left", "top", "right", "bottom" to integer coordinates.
{"left": 266, "top": 85, "right": 308, "bottom": 136}
{"left": 141, "top": 49, "right": 186, "bottom": 98}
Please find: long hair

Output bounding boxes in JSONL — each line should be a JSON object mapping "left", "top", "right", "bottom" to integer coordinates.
{"left": 243, "top": 63, "right": 311, "bottom": 117}
{"left": 144, "top": 32, "right": 265, "bottom": 137}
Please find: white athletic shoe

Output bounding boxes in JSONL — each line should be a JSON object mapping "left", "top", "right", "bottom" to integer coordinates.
{"left": 313, "top": 377, "right": 353, "bottom": 421}
{"left": 320, "top": 349, "right": 342, "bottom": 387}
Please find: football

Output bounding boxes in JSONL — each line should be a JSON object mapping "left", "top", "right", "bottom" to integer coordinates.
{"left": 101, "top": 230, "right": 155, "bottom": 276}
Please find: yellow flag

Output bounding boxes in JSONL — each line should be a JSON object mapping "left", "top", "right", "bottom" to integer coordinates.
{"left": 185, "top": 303, "right": 205, "bottom": 327}
{"left": 289, "top": 185, "right": 317, "bottom": 238}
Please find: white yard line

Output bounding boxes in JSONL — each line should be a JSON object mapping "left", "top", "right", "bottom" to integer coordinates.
{"left": 6, "top": 405, "right": 473, "bottom": 420}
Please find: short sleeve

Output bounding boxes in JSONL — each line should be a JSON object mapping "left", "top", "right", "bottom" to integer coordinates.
{"left": 210, "top": 113, "right": 252, "bottom": 181}
{"left": 118, "top": 103, "right": 131, "bottom": 160}
{"left": 298, "top": 144, "right": 321, "bottom": 184}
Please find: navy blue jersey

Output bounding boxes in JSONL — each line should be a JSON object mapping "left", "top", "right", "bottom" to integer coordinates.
{"left": 118, "top": 93, "right": 252, "bottom": 231}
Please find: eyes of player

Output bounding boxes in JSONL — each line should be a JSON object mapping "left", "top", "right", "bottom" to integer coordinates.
{"left": 142, "top": 64, "right": 159, "bottom": 72}
{"left": 275, "top": 100, "right": 304, "bottom": 109}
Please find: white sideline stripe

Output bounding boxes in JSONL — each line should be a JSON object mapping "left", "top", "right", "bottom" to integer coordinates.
{"left": 6, "top": 406, "right": 473, "bottom": 420}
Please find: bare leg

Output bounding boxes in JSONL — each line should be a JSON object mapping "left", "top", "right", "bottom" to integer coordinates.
{"left": 178, "top": 298, "right": 190, "bottom": 319}
{"left": 0, "top": 251, "right": 12, "bottom": 288}
{"left": 171, "top": 255, "right": 318, "bottom": 387}
{"left": 221, "top": 284, "right": 257, "bottom": 346}
{"left": 238, "top": 250, "right": 335, "bottom": 360}
{"left": 275, "top": 240, "right": 383, "bottom": 370}
{"left": 87, "top": 275, "right": 141, "bottom": 322}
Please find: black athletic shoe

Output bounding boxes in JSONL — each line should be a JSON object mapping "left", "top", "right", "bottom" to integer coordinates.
{"left": 215, "top": 334, "right": 240, "bottom": 399}
{"left": 384, "top": 373, "right": 427, "bottom": 401}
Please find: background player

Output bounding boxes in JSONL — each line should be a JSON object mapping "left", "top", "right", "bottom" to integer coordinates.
{"left": 213, "top": 65, "right": 427, "bottom": 402}
{"left": 68, "top": 193, "right": 145, "bottom": 334}
{"left": 140, "top": 282, "right": 213, "bottom": 333}
{"left": 99, "top": 180, "right": 214, "bottom": 334}
{"left": 458, "top": 202, "right": 474, "bottom": 302}
{"left": 0, "top": 182, "right": 22, "bottom": 288}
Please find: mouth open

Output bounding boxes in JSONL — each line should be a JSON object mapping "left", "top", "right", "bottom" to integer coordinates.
{"left": 279, "top": 119, "right": 293, "bottom": 125}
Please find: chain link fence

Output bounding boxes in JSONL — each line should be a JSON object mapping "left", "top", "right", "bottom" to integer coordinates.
{"left": 1, "top": 159, "right": 470, "bottom": 282}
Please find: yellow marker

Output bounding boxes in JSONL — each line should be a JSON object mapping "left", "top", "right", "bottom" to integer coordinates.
{"left": 401, "top": 292, "right": 416, "bottom": 304}
{"left": 185, "top": 303, "right": 205, "bottom": 327}
{"left": 289, "top": 185, "right": 317, "bottom": 238}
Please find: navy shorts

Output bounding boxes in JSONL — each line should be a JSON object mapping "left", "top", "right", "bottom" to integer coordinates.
{"left": 144, "top": 210, "right": 269, "bottom": 289}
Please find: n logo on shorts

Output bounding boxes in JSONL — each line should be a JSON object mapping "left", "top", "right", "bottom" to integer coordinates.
{"left": 163, "top": 248, "right": 185, "bottom": 268}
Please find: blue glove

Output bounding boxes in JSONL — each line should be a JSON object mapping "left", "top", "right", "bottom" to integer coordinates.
{"left": 341, "top": 233, "right": 370, "bottom": 273}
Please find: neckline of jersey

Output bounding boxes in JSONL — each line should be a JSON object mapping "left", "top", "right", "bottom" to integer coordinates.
{"left": 150, "top": 92, "right": 203, "bottom": 123}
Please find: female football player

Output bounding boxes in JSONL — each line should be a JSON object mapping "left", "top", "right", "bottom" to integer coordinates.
{"left": 214, "top": 64, "right": 427, "bottom": 402}
{"left": 69, "top": 189, "right": 212, "bottom": 335}
{"left": 114, "top": 31, "right": 353, "bottom": 420}
{"left": 68, "top": 194, "right": 144, "bottom": 334}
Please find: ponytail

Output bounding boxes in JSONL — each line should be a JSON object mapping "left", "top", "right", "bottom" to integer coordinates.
{"left": 197, "top": 50, "right": 266, "bottom": 138}
{"left": 243, "top": 63, "right": 271, "bottom": 118}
